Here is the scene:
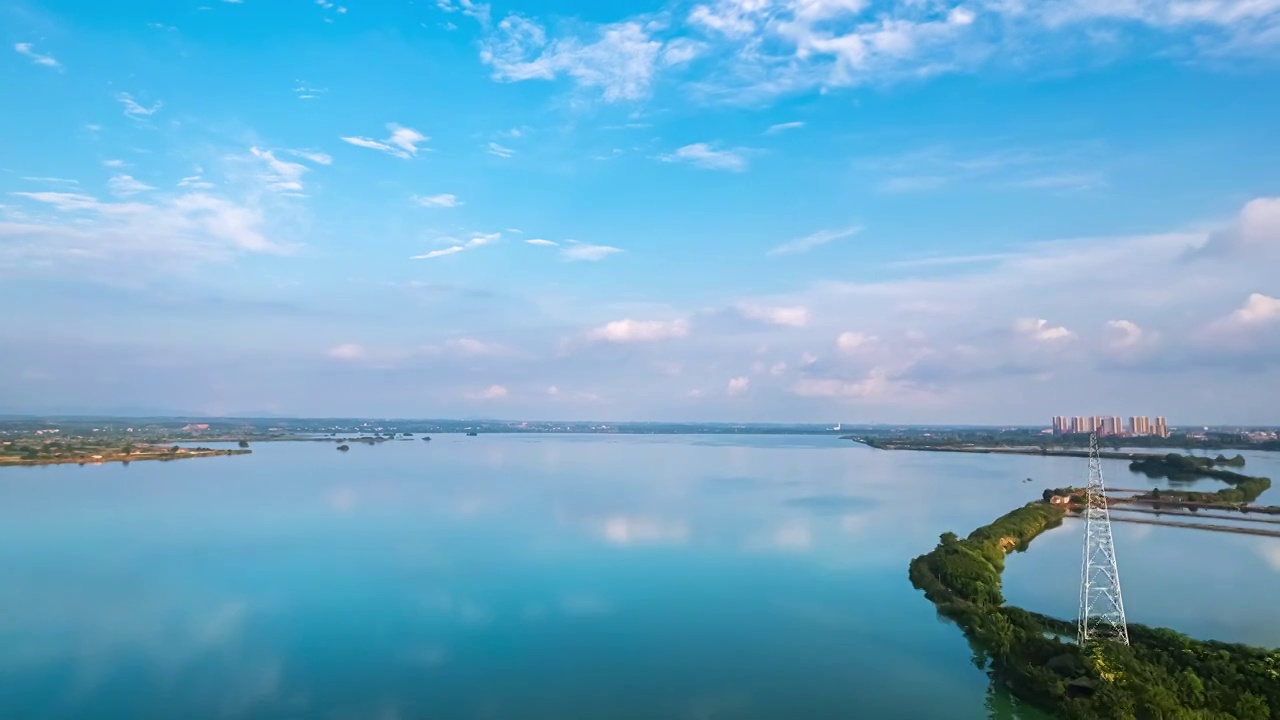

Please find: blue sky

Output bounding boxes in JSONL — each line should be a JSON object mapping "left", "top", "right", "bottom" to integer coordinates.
{"left": 3, "top": 0, "right": 1279, "bottom": 423}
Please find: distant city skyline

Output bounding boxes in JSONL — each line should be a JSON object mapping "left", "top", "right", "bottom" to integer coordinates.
{"left": 2, "top": 1, "right": 1279, "bottom": 423}
{"left": 1051, "top": 415, "right": 1169, "bottom": 438}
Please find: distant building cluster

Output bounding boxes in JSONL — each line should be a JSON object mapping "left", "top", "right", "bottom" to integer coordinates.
{"left": 1051, "top": 415, "right": 1169, "bottom": 438}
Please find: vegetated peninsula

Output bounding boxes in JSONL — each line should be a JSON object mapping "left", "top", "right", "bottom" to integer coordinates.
{"left": 910, "top": 468, "right": 1280, "bottom": 718}
{"left": 0, "top": 439, "right": 249, "bottom": 467}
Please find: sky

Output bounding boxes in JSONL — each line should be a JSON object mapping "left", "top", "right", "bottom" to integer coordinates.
{"left": 2, "top": 0, "right": 1279, "bottom": 424}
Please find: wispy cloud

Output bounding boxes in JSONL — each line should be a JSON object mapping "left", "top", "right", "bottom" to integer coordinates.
{"left": 287, "top": 149, "right": 333, "bottom": 166}
{"left": 658, "top": 142, "right": 748, "bottom": 171}
{"left": 481, "top": 17, "right": 663, "bottom": 102}
{"left": 486, "top": 142, "right": 515, "bottom": 158}
{"left": 178, "top": 168, "right": 215, "bottom": 190}
{"left": 117, "top": 92, "right": 162, "bottom": 120}
{"left": 467, "top": 384, "right": 510, "bottom": 401}
{"left": 525, "top": 237, "right": 623, "bottom": 261}
{"left": 22, "top": 177, "right": 79, "bottom": 186}
{"left": 479, "top": 0, "right": 1280, "bottom": 107}
{"left": 106, "top": 174, "right": 155, "bottom": 197}
{"left": 767, "top": 226, "right": 860, "bottom": 256}
{"left": 737, "top": 303, "right": 810, "bottom": 328}
{"left": 294, "top": 82, "right": 327, "bottom": 100}
{"left": 881, "top": 176, "right": 947, "bottom": 193}
{"left": 1017, "top": 173, "right": 1105, "bottom": 190}
{"left": 4, "top": 190, "right": 284, "bottom": 275}
{"left": 340, "top": 123, "right": 428, "bottom": 159}
{"left": 14, "top": 43, "right": 60, "bottom": 69}
{"left": 327, "top": 343, "right": 367, "bottom": 361}
{"left": 588, "top": 318, "right": 690, "bottom": 343}
{"left": 765, "top": 121, "right": 805, "bottom": 134}
{"left": 249, "top": 147, "right": 309, "bottom": 193}
{"left": 437, "top": 0, "right": 490, "bottom": 23}
{"left": 414, "top": 193, "right": 461, "bottom": 208}
{"left": 561, "top": 241, "right": 623, "bottom": 262}
{"left": 410, "top": 231, "right": 501, "bottom": 260}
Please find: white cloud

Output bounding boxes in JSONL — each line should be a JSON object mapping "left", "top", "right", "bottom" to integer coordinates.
{"left": 414, "top": 193, "right": 462, "bottom": 208}
{"left": 481, "top": 17, "right": 663, "bottom": 102}
{"left": 117, "top": 93, "right": 162, "bottom": 120}
{"left": 1013, "top": 317, "right": 1075, "bottom": 343}
{"left": 410, "top": 231, "right": 501, "bottom": 260}
{"left": 767, "top": 225, "right": 860, "bottom": 256}
{"left": 340, "top": 123, "right": 428, "bottom": 159}
{"left": 487, "top": 142, "right": 515, "bottom": 158}
{"left": 468, "top": 384, "right": 510, "bottom": 401}
{"left": 770, "top": 361, "right": 788, "bottom": 376}
{"left": 1217, "top": 293, "right": 1280, "bottom": 328}
{"left": 1104, "top": 320, "right": 1155, "bottom": 350}
{"left": 727, "top": 375, "right": 750, "bottom": 395}
{"left": 561, "top": 241, "right": 623, "bottom": 262}
{"left": 737, "top": 303, "right": 810, "bottom": 327}
{"left": 658, "top": 143, "right": 748, "bottom": 171}
{"left": 249, "top": 147, "right": 309, "bottom": 193}
{"left": 102, "top": 159, "right": 127, "bottom": 169}
{"left": 588, "top": 318, "right": 690, "bottom": 343}
{"left": 14, "top": 43, "right": 60, "bottom": 68}
{"left": 836, "top": 331, "right": 876, "bottom": 353}
{"left": 765, "top": 121, "right": 805, "bottom": 134}
{"left": 1198, "top": 196, "right": 1280, "bottom": 256}
{"left": 287, "top": 149, "right": 333, "bottom": 166}
{"left": 526, "top": 238, "right": 558, "bottom": 247}
{"left": 327, "top": 343, "right": 367, "bottom": 361}
{"left": 106, "top": 175, "right": 156, "bottom": 197}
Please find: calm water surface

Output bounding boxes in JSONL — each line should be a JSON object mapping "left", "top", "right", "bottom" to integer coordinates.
{"left": 1, "top": 435, "right": 1277, "bottom": 720}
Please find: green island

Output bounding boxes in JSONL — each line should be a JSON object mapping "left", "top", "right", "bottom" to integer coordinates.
{"left": 0, "top": 440, "right": 250, "bottom": 467}
{"left": 1127, "top": 454, "right": 1269, "bottom": 502}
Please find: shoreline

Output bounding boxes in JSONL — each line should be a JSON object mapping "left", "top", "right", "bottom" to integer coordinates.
{"left": 843, "top": 436, "right": 1163, "bottom": 460}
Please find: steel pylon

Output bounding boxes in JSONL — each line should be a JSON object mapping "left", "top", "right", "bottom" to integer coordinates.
{"left": 1077, "top": 432, "right": 1130, "bottom": 646}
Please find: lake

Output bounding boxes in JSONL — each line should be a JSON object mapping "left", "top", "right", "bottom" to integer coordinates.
{"left": 1, "top": 435, "right": 1277, "bottom": 719}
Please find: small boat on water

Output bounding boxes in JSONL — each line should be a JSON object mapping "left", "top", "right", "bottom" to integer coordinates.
{"left": 466, "top": 431, "right": 478, "bottom": 437}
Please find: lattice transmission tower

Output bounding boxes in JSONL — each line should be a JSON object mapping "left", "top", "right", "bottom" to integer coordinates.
{"left": 1077, "top": 432, "right": 1130, "bottom": 646}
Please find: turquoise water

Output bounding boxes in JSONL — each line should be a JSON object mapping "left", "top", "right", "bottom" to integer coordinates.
{"left": 1, "top": 435, "right": 1276, "bottom": 719}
